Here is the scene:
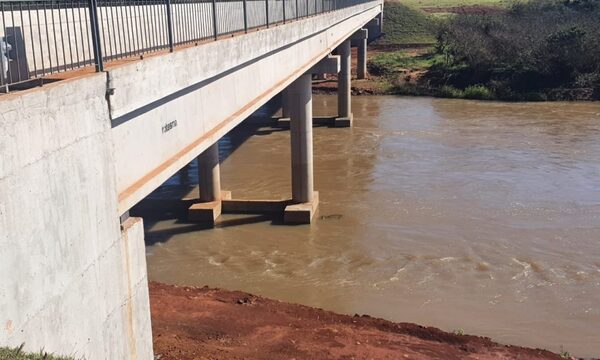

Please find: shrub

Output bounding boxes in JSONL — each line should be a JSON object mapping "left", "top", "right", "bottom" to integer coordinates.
{"left": 428, "top": 0, "right": 600, "bottom": 100}
{"left": 437, "top": 86, "right": 464, "bottom": 99}
{"left": 464, "top": 85, "right": 493, "bottom": 100}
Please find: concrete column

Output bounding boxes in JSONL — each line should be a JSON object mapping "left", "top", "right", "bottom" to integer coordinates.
{"left": 337, "top": 40, "right": 352, "bottom": 122}
{"left": 289, "top": 73, "right": 314, "bottom": 203}
{"left": 198, "top": 142, "right": 221, "bottom": 202}
{"left": 281, "top": 88, "right": 291, "bottom": 119}
{"left": 357, "top": 37, "right": 367, "bottom": 79}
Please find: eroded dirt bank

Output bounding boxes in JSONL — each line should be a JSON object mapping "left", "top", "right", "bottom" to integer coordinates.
{"left": 150, "top": 282, "right": 562, "bottom": 360}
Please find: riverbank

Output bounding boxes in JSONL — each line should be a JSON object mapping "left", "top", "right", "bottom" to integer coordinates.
{"left": 338, "top": 1, "right": 600, "bottom": 101}
{"left": 150, "top": 282, "right": 564, "bottom": 359}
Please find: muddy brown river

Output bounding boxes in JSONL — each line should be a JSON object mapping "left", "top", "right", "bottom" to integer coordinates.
{"left": 144, "top": 95, "right": 600, "bottom": 357}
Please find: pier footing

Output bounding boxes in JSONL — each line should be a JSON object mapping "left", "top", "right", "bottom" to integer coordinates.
{"left": 188, "top": 191, "right": 231, "bottom": 224}
{"left": 284, "top": 192, "right": 319, "bottom": 224}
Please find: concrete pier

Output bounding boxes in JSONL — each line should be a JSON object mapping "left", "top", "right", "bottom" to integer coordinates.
{"left": 189, "top": 143, "right": 228, "bottom": 223}
{"left": 352, "top": 29, "right": 368, "bottom": 80}
{"left": 285, "top": 73, "right": 319, "bottom": 223}
{"left": 281, "top": 88, "right": 291, "bottom": 119}
{"left": 198, "top": 143, "right": 221, "bottom": 202}
{"left": 357, "top": 40, "right": 367, "bottom": 79}
{"left": 336, "top": 40, "right": 352, "bottom": 127}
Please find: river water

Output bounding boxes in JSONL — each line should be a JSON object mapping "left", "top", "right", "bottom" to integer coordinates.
{"left": 145, "top": 95, "right": 600, "bottom": 357}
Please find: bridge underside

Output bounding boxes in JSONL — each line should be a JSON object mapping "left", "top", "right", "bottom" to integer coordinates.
{"left": 111, "top": 0, "right": 383, "bottom": 216}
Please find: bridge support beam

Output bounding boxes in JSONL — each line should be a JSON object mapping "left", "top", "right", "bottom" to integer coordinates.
{"left": 188, "top": 142, "right": 230, "bottom": 224}
{"left": 336, "top": 39, "right": 353, "bottom": 127}
{"left": 284, "top": 73, "right": 319, "bottom": 224}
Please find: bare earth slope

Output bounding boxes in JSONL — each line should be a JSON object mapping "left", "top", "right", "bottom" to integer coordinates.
{"left": 150, "top": 282, "right": 561, "bottom": 360}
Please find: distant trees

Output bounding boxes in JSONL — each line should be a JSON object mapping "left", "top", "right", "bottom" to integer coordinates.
{"left": 428, "top": 0, "right": 600, "bottom": 100}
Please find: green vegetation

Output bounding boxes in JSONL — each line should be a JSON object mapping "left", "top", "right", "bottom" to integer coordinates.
{"left": 0, "top": 346, "right": 73, "bottom": 360}
{"left": 368, "top": 0, "right": 600, "bottom": 101}
{"left": 377, "top": 2, "right": 437, "bottom": 45}
{"left": 394, "top": 0, "right": 508, "bottom": 7}
{"left": 429, "top": 0, "right": 600, "bottom": 100}
{"left": 369, "top": 51, "right": 440, "bottom": 75}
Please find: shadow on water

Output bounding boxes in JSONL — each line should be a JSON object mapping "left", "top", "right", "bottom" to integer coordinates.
{"left": 142, "top": 211, "right": 285, "bottom": 246}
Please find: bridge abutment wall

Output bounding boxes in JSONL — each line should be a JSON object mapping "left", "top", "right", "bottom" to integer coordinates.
{"left": 0, "top": 75, "right": 153, "bottom": 359}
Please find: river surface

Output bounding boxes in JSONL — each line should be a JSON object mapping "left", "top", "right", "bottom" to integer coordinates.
{"left": 145, "top": 95, "right": 600, "bottom": 357}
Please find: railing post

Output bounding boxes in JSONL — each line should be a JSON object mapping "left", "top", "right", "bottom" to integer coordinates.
{"left": 165, "top": 0, "right": 174, "bottom": 51}
{"left": 295, "top": 0, "right": 298, "bottom": 19}
{"left": 212, "top": 0, "right": 218, "bottom": 40}
{"left": 283, "top": 0, "right": 286, "bottom": 23}
{"left": 243, "top": 0, "right": 248, "bottom": 33}
{"left": 265, "top": 0, "right": 269, "bottom": 28}
{"left": 87, "top": 0, "right": 103, "bottom": 72}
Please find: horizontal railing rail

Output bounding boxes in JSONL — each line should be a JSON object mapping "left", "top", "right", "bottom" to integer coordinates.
{"left": 0, "top": 0, "right": 372, "bottom": 92}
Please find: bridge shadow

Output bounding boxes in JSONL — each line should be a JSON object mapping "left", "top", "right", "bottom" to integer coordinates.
{"left": 140, "top": 205, "right": 284, "bottom": 246}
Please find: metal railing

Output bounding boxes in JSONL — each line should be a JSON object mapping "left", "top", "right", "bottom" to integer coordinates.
{"left": 0, "top": 0, "right": 371, "bottom": 91}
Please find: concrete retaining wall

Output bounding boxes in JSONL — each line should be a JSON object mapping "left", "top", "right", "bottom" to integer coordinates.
{"left": 0, "top": 76, "right": 153, "bottom": 359}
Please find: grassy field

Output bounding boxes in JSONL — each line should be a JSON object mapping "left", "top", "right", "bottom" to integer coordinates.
{"left": 376, "top": 2, "right": 438, "bottom": 45}
{"left": 391, "top": 0, "right": 509, "bottom": 8}
{"left": 0, "top": 347, "right": 73, "bottom": 360}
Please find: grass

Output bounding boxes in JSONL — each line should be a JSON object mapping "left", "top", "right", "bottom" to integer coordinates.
{"left": 377, "top": 2, "right": 437, "bottom": 45}
{"left": 368, "top": 51, "right": 441, "bottom": 75}
{"left": 0, "top": 346, "right": 74, "bottom": 360}
{"left": 388, "top": 0, "right": 509, "bottom": 8}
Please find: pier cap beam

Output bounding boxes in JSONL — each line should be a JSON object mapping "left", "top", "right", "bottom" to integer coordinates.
{"left": 351, "top": 28, "right": 368, "bottom": 41}
{"left": 309, "top": 55, "right": 341, "bottom": 75}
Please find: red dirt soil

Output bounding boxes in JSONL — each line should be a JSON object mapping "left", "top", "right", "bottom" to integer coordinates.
{"left": 150, "top": 282, "right": 562, "bottom": 360}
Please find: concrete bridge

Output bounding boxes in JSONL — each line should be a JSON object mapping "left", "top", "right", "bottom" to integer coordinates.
{"left": 0, "top": 0, "right": 383, "bottom": 357}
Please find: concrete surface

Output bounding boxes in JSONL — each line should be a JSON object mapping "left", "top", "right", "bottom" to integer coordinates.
{"left": 109, "top": 0, "right": 383, "bottom": 214}
{"left": 284, "top": 191, "right": 320, "bottom": 224}
{"left": 0, "top": 76, "right": 153, "bottom": 359}
{"left": 0, "top": 1, "right": 382, "bottom": 357}
{"left": 336, "top": 39, "right": 353, "bottom": 126}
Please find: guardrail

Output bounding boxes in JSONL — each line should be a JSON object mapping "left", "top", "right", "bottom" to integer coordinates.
{"left": 0, "top": 0, "right": 371, "bottom": 91}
